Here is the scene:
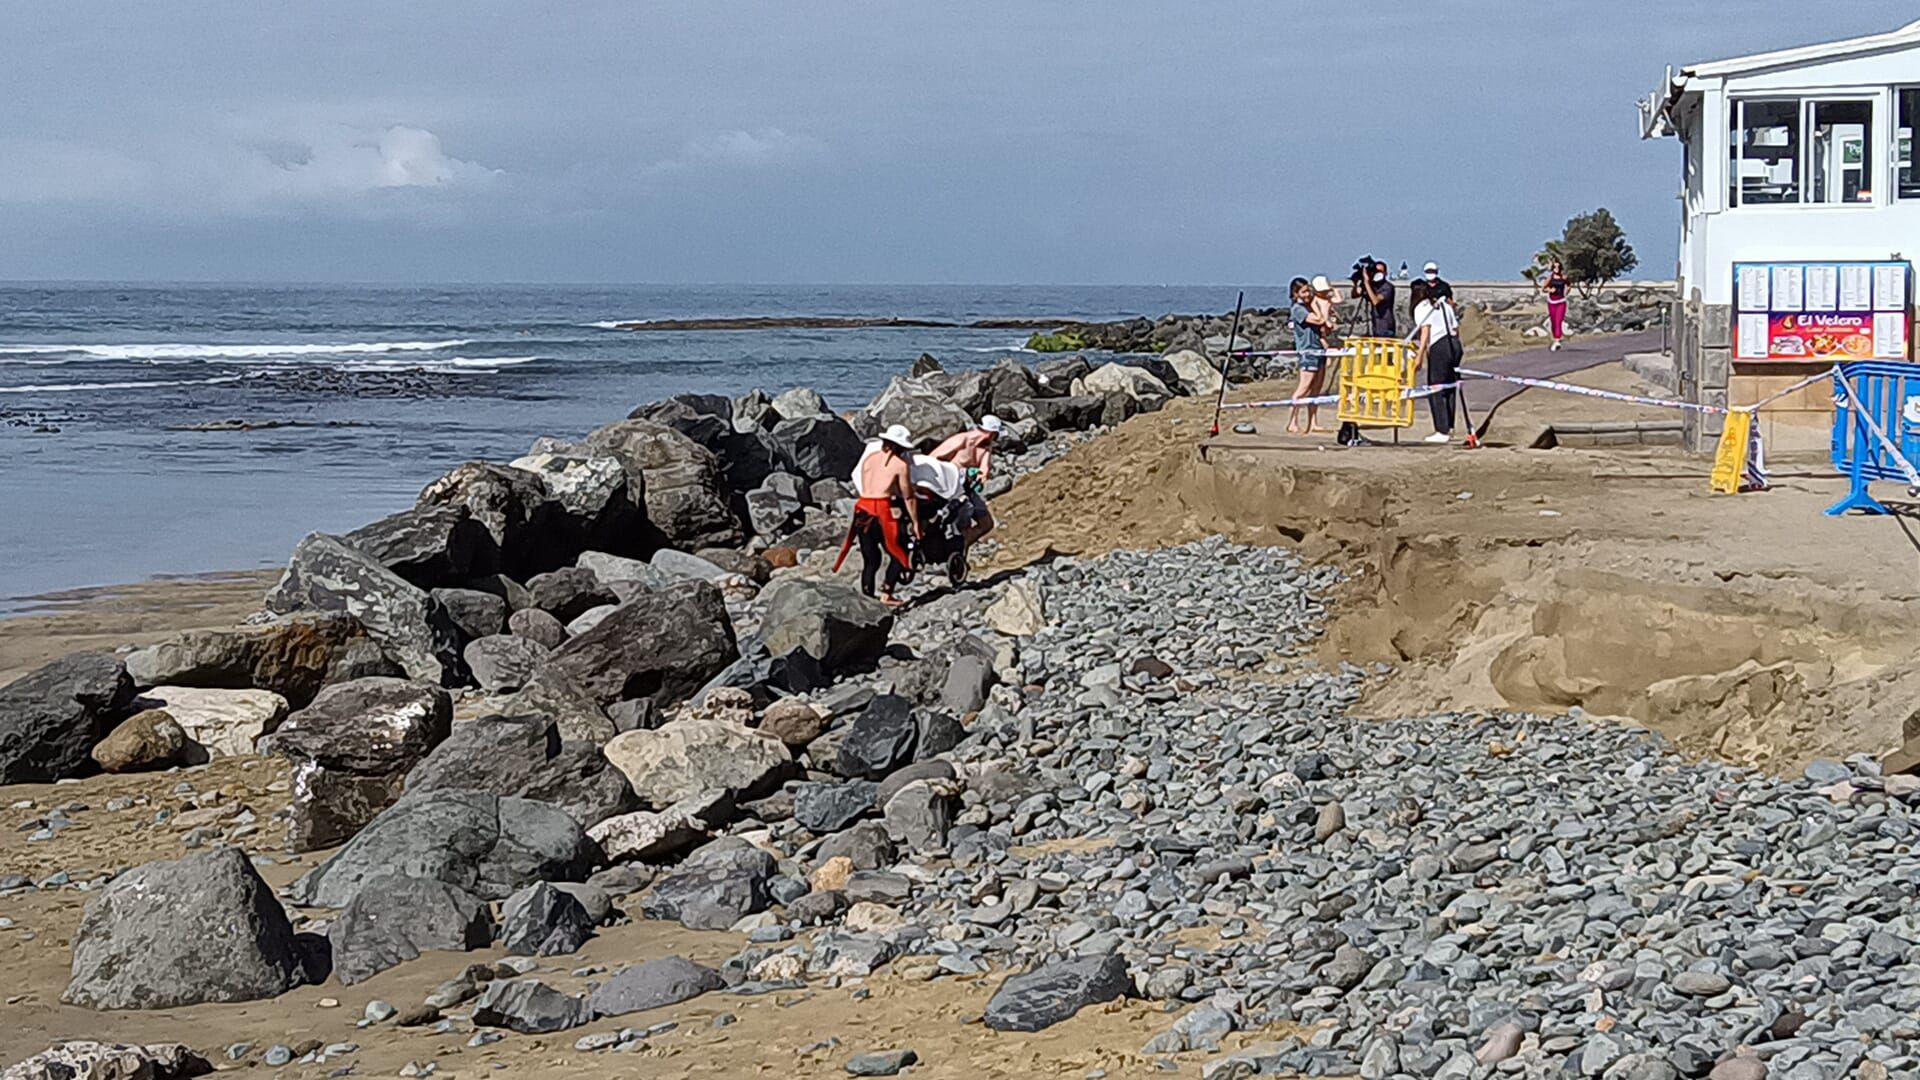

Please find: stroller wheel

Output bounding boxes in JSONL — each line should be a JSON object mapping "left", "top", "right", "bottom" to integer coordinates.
{"left": 946, "top": 549, "right": 969, "bottom": 586}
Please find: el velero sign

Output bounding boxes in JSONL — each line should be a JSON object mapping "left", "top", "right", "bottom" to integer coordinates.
{"left": 1734, "top": 260, "right": 1912, "bottom": 362}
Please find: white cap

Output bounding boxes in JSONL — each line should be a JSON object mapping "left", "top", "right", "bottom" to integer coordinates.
{"left": 1423, "top": 261, "right": 1439, "bottom": 273}
{"left": 877, "top": 424, "right": 915, "bottom": 450}
{"left": 979, "top": 414, "right": 1004, "bottom": 435}
{"left": 1310, "top": 275, "right": 1334, "bottom": 294}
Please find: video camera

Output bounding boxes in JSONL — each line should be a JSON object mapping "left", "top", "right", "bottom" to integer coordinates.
{"left": 1349, "top": 255, "right": 1376, "bottom": 287}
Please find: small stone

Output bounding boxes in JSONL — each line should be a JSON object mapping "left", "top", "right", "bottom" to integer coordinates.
{"left": 846, "top": 1049, "right": 919, "bottom": 1076}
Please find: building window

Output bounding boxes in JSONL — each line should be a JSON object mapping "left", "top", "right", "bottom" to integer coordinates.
{"left": 1810, "top": 100, "right": 1872, "bottom": 204}
{"left": 1899, "top": 88, "right": 1920, "bottom": 198}
{"left": 1731, "top": 99, "right": 1800, "bottom": 205}
{"left": 1729, "top": 96, "right": 1876, "bottom": 207}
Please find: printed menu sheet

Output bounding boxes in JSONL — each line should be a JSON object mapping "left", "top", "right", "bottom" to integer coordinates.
{"left": 1876, "top": 312, "right": 1909, "bottom": 358}
{"left": 1737, "top": 265, "right": 1771, "bottom": 311}
{"left": 1839, "top": 264, "right": 1873, "bottom": 310}
{"left": 1875, "top": 264, "right": 1908, "bottom": 311}
{"left": 1771, "top": 265, "right": 1805, "bottom": 311}
{"left": 1736, "top": 314, "right": 1770, "bottom": 359}
{"left": 1803, "top": 265, "right": 1838, "bottom": 310}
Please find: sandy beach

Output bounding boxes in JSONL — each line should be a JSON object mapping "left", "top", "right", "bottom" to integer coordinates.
{"left": 10, "top": 323, "right": 1920, "bottom": 1080}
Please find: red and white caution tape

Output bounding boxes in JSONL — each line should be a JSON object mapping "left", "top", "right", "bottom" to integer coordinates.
{"left": 1456, "top": 367, "right": 1727, "bottom": 414}
{"left": 1735, "top": 366, "right": 1837, "bottom": 413}
{"left": 1218, "top": 383, "right": 1457, "bottom": 412}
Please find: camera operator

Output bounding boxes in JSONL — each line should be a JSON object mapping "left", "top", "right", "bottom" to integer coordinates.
{"left": 1350, "top": 258, "right": 1396, "bottom": 337}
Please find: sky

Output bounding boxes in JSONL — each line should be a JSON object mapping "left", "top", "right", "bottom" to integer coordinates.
{"left": 3, "top": 1, "right": 1918, "bottom": 285}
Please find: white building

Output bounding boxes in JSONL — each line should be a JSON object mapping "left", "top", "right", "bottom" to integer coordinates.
{"left": 1641, "top": 18, "right": 1920, "bottom": 451}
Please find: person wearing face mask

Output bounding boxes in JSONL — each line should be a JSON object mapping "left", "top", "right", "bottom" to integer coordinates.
{"left": 1421, "top": 261, "right": 1454, "bottom": 305}
{"left": 1353, "top": 260, "right": 1396, "bottom": 338}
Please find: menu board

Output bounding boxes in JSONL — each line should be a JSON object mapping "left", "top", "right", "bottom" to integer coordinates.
{"left": 1732, "top": 260, "right": 1912, "bottom": 362}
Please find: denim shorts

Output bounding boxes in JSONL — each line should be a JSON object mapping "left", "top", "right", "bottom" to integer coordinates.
{"left": 1299, "top": 349, "right": 1325, "bottom": 373}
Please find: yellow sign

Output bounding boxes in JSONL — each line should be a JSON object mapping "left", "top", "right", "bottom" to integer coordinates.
{"left": 1710, "top": 411, "right": 1753, "bottom": 494}
{"left": 1337, "top": 337, "right": 1417, "bottom": 428}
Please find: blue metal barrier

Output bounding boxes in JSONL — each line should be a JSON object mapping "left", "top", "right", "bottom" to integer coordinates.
{"left": 1828, "top": 361, "right": 1920, "bottom": 516}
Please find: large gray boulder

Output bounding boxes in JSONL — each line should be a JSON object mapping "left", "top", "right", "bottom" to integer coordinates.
{"left": 525, "top": 566, "right": 618, "bottom": 622}
{"left": 1024, "top": 393, "right": 1105, "bottom": 432}
{"left": 982, "top": 357, "right": 1052, "bottom": 408}
{"left": 771, "top": 386, "right": 833, "bottom": 420}
{"left": 983, "top": 955, "right": 1132, "bottom": 1032}
{"left": 286, "top": 780, "right": 591, "bottom": 907}
{"left": 603, "top": 717, "right": 792, "bottom": 809}
{"left": 859, "top": 376, "right": 973, "bottom": 446}
{"left": 768, "top": 414, "right": 864, "bottom": 485}
{"left": 507, "top": 450, "right": 645, "bottom": 556}
{"left": 432, "top": 587, "right": 509, "bottom": 642}
{"left": 288, "top": 789, "right": 598, "bottom": 909}
{"left": 267, "top": 677, "right": 453, "bottom": 852}
{"left": 475, "top": 671, "right": 616, "bottom": 745}
{"left": 584, "top": 419, "right": 742, "bottom": 550}
{"left": 639, "top": 840, "right": 777, "bottom": 930}
{"left": 329, "top": 873, "right": 494, "bottom": 985}
{"left": 344, "top": 503, "right": 494, "bottom": 589}
{"left": 122, "top": 612, "right": 387, "bottom": 708}
{"left": 537, "top": 581, "right": 737, "bottom": 709}
{"left": 500, "top": 881, "right": 594, "bottom": 957}
{"left": 0, "top": 1042, "right": 211, "bottom": 1080}
{"left": 64, "top": 847, "right": 310, "bottom": 1009}
{"left": 463, "top": 634, "right": 547, "bottom": 693}
{"left": 0, "top": 652, "right": 134, "bottom": 784}
{"left": 265, "top": 533, "right": 458, "bottom": 684}
{"left": 586, "top": 955, "right": 724, "bottom": 1018}
{"left": 744, "top": 472, "right": 810, "bottom": 538}
{"left": 405, "top": 714, "right": 637, "bottom": 829}
{"left": 417, "top": 461, "right": 567, "bottom": 578}
{"left": 471, "top": 978, "right": 591, "bottom": 1034}
{"left": 835, "top": 694, "right": 919, "bottom": 780}
{"left": 758, "top": 577, "right": 893, "bottom": 673}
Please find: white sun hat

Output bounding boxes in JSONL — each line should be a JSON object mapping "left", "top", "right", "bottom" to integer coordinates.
{"left": 878, "top": 424, "right": 915, "bottom": 450}
{"left": 979, "top": 414, "right": 1004, "bottom": 434}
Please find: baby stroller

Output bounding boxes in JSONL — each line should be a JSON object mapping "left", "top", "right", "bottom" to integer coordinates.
{"left": 894, "top": 491, "right": 970, "bottom": 588}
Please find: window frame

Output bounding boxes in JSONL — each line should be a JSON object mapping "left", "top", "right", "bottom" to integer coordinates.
{"left": 1727, "top": 91, "right": 1882, "bottom": 211}
{"left": 1896, "top": 86, "right": 1920, "bottom": 200}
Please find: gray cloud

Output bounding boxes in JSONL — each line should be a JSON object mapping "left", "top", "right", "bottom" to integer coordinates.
{"left": 2, "top": 0, "right": 1917, "bottom": 283}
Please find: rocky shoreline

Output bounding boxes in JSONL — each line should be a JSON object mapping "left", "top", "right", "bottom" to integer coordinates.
{"left": 0, "top": 338, "right": 1903, "bottom": 1080}
{"left": 1026, "top": 283, "right": 1673, "bottom": 355}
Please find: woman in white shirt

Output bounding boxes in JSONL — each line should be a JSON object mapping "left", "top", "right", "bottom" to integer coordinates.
{"left": 1409, "top": 279, "right": 1463, "bottom": 444}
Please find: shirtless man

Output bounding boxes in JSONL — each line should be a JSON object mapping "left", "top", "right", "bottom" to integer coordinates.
{"left": 836, "top": 424, "right": 922, "bottom": 606}
{"left": 930, "top": 414, "right": 1000, "bottom": 544}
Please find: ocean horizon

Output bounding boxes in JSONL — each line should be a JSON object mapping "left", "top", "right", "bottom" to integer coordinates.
{"left": 0, "top": 281, "right": 1274, "bottom": 601}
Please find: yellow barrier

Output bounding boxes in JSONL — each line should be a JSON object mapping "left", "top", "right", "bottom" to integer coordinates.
{"left": 1710, "top": 410, "right": 1753, "bottom": 495}
{"left": 1337, "top": 337, "right": 1417, "bottom": 428}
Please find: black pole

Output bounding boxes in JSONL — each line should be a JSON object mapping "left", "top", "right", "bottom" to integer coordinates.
{"left": 1209, "top": 290, "right": 1246, "bottom": 437}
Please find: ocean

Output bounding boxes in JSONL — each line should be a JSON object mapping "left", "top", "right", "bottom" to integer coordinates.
{"left": 0, "top": 282, "right": 1261, "bottom": 601}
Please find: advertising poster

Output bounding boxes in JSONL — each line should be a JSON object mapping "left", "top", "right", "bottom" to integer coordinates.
{"left": 1762, "top": 311, "right": 1876, "bottom": 360}
{"left": 1732, "top": 261, "right": 1911, "bottom": 362}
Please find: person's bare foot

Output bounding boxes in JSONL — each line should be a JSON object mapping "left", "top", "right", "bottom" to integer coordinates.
{"left": 879, "top": 594, "right": 907, "bottom": 609}
{"left": 1285, "top": 422, "right": 1302, "bottom": 434}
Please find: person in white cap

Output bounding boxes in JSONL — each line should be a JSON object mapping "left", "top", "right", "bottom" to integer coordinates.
{"left": 834, "top": 424, "right": 921, "bottom": 606}
{"left": 931, "top": 414, "right": 1002, "bottom": 544}
{"left": 1422, "top": 261, "right": 1455, "bottom": 305}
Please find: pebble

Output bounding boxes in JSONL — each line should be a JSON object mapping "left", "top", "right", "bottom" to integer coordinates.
{"left": 752, "top": 539, "right": 1920, "bottom": 1079}
{"left": 845, "top": 1049, "right": 919, "bottom": 1076}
